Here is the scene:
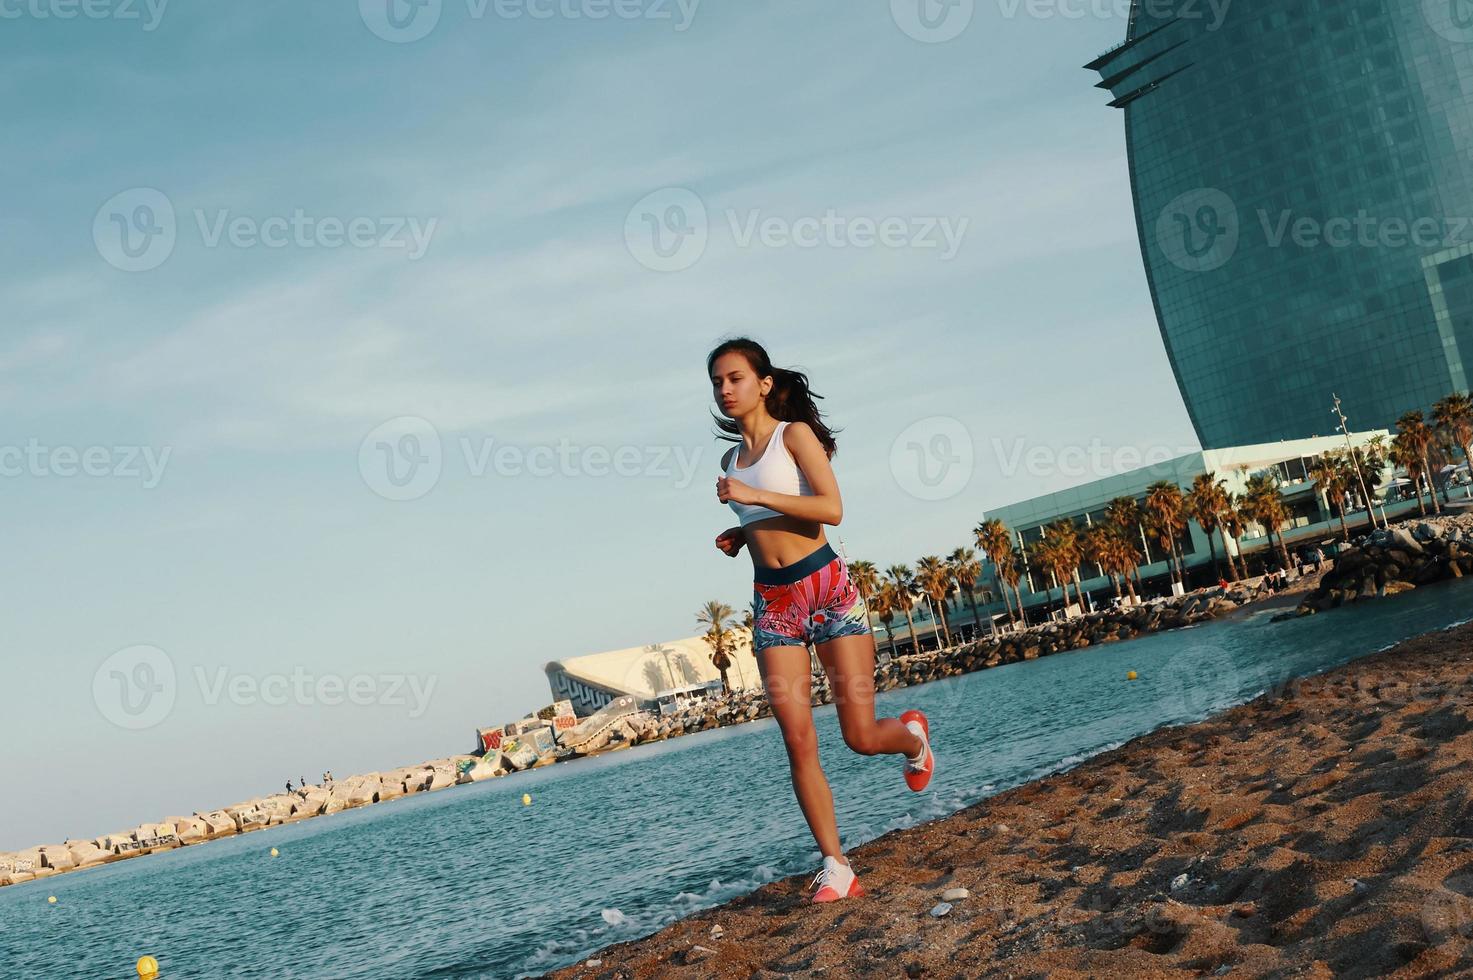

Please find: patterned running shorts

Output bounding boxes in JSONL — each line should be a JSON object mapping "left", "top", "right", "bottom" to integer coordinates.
{"left": 751, "top": 542, "right": 872, "bottom": 654}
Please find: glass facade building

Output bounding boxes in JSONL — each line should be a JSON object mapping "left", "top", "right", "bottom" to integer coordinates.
{"left": 1088, "top": 0, "right": 1473, "bottom": 449}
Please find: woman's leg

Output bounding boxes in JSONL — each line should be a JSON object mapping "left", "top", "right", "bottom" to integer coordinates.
{"left": 815, "top": 632, "right": 924, "bottom": 758}
{"left": 758, "top": 645, "right": 844, "bottom": 860}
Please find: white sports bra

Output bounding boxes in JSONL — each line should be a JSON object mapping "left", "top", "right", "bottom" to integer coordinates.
{"left": 723, "top": 420, "right": 814, "bottom": 527}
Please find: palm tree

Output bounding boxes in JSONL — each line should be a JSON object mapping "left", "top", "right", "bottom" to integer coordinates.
{"left": 870, "top": 583, "right": 900, "bottom": 659}
{"left": 886, "top": 564, "right": 919, "bottom": 655}
{"left": 1144, "top": 481, "right": 1188, "bottom": 590}
{"left": 1241, "top": 473, "right": 1292, "bottom": 570}
{"left": 1434, "top": 393, "right": 1473, "bottom": 499}
{"left": 695, "top": 600, "right": 737, "bottom": 694}
{"left": 995, "top": 547, "right": 1028, "bottom": 628}
{"left": 1186, "top": 473, "right": 1236, "bottom": 582}
{"left": 1043, "top": 518, "right": 1088, "bottom": 613}
{"left": 1105, "top": 496, "right": 1147, "bottom": 592}
{"left": 1027, "top": 536, "right": 1070, "bottom": 615}
{"left": 1392, "top": 429, "right": 1431, "bottom": 516}
{"left": 1221, "top": 491, "right": 1250, "bottom": 580}
{"left": 915, "top": 555, "right": 954, "bottom": 648}
{"left": 1309, "top": 452, "right": 1351, "bottom": 542}
{"left": 1081, "top": 523, "right": 1121, "bottom": 601}
{"left": 1397, "top": 411, "right": 1443, "bottom": 514}
{"left": 948, "top": 547, "right": 986, "bottom": 640}
{"left": 1105, "top": 525, "right": 1142, "bottom": 605}
{"left": 847, "top": 559, "right": 882, "bottom": 633}
{"left": 975, "top": 519, "right": 1019, "bottom": 625}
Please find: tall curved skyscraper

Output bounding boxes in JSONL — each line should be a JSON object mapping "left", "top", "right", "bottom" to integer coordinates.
{"left": 1089, "top": 1, "right": 1473, "bottom": 448}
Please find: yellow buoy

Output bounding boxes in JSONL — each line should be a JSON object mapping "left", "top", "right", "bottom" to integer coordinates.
{"left": 1127, "top": 671, "right": 1138, "bottom": 680}
{"left": 269, "top": 847, "right": 279, "bottom": 857}
{"left": 522, "top": 793, "right": 532, "bottom": 806}
{"left": 137, "top": 954, "right": 160, "bottom": 977}
{"left": 46, "top": 895, "right": 56, "bottom": 904}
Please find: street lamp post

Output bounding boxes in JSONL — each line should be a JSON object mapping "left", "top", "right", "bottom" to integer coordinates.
{"left": 1332, "top": 393, "right": 1381, "bottom": 532}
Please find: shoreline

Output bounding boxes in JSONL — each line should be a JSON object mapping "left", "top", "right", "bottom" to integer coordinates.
{"left": 542, "top": 615, "right": 1473, "bottom": 979}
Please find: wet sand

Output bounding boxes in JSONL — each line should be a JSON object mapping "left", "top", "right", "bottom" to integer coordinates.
{"left": 545, "top": 618, "right": 1473, "bottom": 979}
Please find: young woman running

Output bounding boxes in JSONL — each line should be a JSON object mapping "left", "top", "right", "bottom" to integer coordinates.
{"left": 708, "top": 337, "right": 935, "bottom": 904}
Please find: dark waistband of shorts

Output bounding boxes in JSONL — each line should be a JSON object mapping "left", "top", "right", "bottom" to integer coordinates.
{"left": 753, "top": 542, "right": 838, "bottom": 586}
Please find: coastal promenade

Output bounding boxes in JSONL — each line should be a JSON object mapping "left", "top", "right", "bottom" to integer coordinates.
{"left": 543, "top": 615, "right": 1473, "bottom": 979}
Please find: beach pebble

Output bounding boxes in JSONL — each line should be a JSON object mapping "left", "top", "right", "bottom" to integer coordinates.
{"left": 995, "top": 823, "right": 1011, "bottom": 833}
{"left": 930, "top": 901, "right": 953, "bottom": 917}
{"left": 585, "top": 959, "right": 602, "bottom": 968}
{"left": 941, "top": 887, "right": 970, "bottom": 902}
{"left": 1170, "top": 873, "right": 1190, "bottom": 891}
{"left": 709, "top": 924, "right": 724, "bottom": 939}
{"left": 684, "top": 944, "right": 716, "bottom": 964}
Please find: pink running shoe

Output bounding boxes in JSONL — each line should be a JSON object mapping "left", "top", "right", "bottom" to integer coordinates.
{"left": 900, "top": 709, "right": 934, "bottom": 792}
{"left": 810, "top": 855, "right": 865, "bottom": 903}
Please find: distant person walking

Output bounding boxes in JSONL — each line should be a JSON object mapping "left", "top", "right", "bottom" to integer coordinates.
{"left": 709, "top": 337, "right": 934, "bottom": 904}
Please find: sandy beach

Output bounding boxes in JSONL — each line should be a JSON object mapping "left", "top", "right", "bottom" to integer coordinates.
{"left": 546, "top": 615, "right": 1473, "bottom": 979}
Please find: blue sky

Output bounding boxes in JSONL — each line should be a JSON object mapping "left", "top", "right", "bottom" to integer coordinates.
{"left": 0, "top": 0, "right": 1199, "bottom": 850}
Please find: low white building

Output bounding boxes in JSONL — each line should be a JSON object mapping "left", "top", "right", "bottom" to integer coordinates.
{"left": 545, "top": 629, "right": 761, "bottom": 716}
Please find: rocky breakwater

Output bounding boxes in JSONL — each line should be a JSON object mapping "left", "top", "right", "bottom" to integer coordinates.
{"left": 874, "top": 585, "right": 1254, "bottom": 691}
{"left": 1290, "top": 514, "right": 1473, "bottom": 617}
{"left": 0, "top": 757, "right": 486, "bottom": 891}
{"left": 648, "top": 692, "right": 774, "bottom": 742}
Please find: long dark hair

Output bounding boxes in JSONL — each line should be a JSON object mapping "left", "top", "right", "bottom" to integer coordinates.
{"left": 707, "top": 337, "right": 839, "bottom": 458}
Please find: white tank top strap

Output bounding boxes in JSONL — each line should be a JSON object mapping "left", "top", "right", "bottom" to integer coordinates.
{"left": 724, "top": 420, "right": 814, "bottom": 527}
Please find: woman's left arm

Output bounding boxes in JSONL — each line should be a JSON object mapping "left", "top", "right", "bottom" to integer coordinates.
{"left": 724, "top": 422, "right": 843, "bottom": 525}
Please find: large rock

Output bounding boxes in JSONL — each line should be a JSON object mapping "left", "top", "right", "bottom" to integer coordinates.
{"left": 64, "top": 840, "right": 110, "bottom": 868}
{"left": 170, "top": 817, "right": 208, "bottom": 845}
{"left": 130, "top": 823, "right": 180, "bottom": 852}
{"left": 198, "top": 811, "right": 237, "bottom": 839}
{"left": 330, "top": 777, "right": 380, "bottom": 808}
{"left": 456, "top": 761, "right": 504, "bottom": 784}
{"left": 1414, "top": 522, "right": 1444, "bottom": 542}
{"left": 293, "top": 788, "right": 330, "bottom": 816}
{"left": 1389, "top": 528, "right": 1426, "bottom": 555}
{"left": 36, "top": 845, "right": 76, "bottom": 871}
{"left": 229, "top": 806, "right": 270, "bottom": 833}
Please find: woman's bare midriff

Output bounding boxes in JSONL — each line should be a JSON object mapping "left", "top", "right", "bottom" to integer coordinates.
{"left": 746, "top": 515, "right": 828, "bottom": 569}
